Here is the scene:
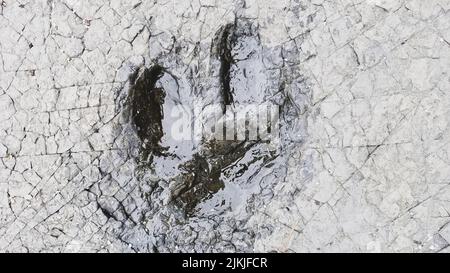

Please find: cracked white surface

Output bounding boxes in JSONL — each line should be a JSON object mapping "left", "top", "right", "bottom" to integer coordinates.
{"left": 1, "top": 0, "right": 450, "bottom": 252}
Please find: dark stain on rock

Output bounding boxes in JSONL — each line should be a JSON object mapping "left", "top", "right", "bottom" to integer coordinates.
{"left": 171, "top": 153, "right": 224, "bottom": 216}
{"left": 213, "top": 23, "right": 236, "bottom": 111}
{"left": 129, "top": 65, "right": 166, "bottom": 160}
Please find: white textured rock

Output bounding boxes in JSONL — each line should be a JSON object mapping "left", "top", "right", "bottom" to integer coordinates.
{"left": 0, "top": 0, "right": 449, "bottom": 253}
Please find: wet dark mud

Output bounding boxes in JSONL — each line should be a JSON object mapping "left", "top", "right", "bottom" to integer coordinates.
{"left": 170, "top": 139, "right": 277, "bottom": 216}
{"left": 213, "top": 23, "right": 236, "bottom": 110}
{"left": 128, "top": 65, "right": 166, "bottom": 161}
